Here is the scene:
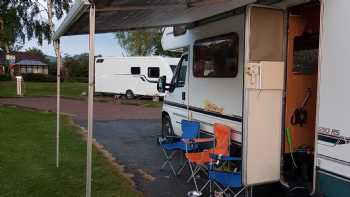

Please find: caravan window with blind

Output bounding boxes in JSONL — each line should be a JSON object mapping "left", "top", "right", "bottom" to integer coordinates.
{"left": 193, "top": 33, "right": 239, "bottom": 78}
{"left": 148, "top": 67, "right": 160, "bottom": 78}
{"left": 130, "top": 67, "right": 141, "bottom": 75}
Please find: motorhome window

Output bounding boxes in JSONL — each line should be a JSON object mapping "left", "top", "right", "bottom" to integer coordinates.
{"left": 173, "top": 25, "right": 186, "bottom": 36}
{"left": 148, "top": 67, "right": 160, "bottom": 78}
{"left": 131, "top": 67, "right": 141, "bottom": 75}
{"left": 96, "top": 59, "right": 104, "bottom": 63}
{"left": 175, "top": 55, "right": 188, "bottom": 87}
{"left": 193, "top": 33, "right": 239, "bottom": 78}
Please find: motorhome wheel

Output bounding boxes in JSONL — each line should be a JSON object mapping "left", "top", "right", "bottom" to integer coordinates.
{"left": 125, "top": 90, "right": 135, "bottom": 99}
{"left": 162, "top": 115, "right": 174, "bottom": 137}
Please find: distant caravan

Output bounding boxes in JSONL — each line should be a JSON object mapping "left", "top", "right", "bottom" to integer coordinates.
{"left": 95, "top": 56, "right": 179, "bottom": 99}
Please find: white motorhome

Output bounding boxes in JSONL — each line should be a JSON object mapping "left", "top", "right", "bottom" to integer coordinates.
{"left": 95, "top": 56, "right": 179, "bottom": 98}
{"left": 157, "top": 0, "right": 350, "bottom": 196}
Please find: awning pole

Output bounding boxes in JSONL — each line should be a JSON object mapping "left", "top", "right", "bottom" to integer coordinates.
{"left": 55, "top": 39, "right": 62, "bottom": 168}
{"left": 86, "top": 4, "right": 95, "bottom": 197}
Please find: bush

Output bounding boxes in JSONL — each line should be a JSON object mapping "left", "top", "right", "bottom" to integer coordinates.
{"left": 0, "top": 74, "right": 12, "bottom": 81}
{"left": 65, "top": 77, "right": 88, "bottom": 83}
{"left": 22, "top": 74, "right": 57, "bottom": 82}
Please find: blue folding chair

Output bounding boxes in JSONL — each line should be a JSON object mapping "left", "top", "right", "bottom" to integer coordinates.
{"left": 160, "top": 119, "right": 200, "bottom": 176}
{"left": 199, "top": 154, "right": 246, "bottom": 197}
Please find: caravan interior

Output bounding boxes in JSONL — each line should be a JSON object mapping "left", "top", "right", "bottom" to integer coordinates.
{"left": 283, "top": 2, "right": 320, "bottom": 189}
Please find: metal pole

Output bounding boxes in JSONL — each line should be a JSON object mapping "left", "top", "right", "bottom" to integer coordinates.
{"left": 86, "top": 4, "right": 95, "bottom": 197}
{"left": 55, "top": 39, "right": 62, "bottom": 168}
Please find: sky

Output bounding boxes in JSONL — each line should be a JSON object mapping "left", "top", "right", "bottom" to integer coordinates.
{"left": 22, "top": 0, "right": 124, "bottom": 57}
{"left": 23, "top": 33, "right": 124, "bottom": 57}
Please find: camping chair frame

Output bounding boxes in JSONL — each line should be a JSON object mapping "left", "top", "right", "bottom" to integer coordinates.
{"left": 186, "top": 123, "right": 232, "bottom": 195}
{"left": 159, "top": 120, "right": 200, "bottom": 177}
{"left": 185, "top": 140, "right": 214, "bottom": 183}
{"left": 199, "top": 154, "right": 245, "bottom": 197}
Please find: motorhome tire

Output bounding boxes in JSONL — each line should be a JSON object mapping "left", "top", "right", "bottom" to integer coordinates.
{"left": 162, "top": 115, "right": 174, "bottom": 137}
{"left": 125, "top": 90, "right": 135, "bottom": 99}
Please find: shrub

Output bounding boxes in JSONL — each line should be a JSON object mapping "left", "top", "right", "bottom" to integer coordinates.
{"left": 65, "top": 77, "right": 88, "bottom": 83}
{"left": 22, "top": 74, "right": 57, "bottom": 82}
{"left": 0, "top": 74, "right": 12, "bottom": 81}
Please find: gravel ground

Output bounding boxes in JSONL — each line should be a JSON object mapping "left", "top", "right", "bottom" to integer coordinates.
{"left": 0, "top": 97, "right": 161, "bottom": 120}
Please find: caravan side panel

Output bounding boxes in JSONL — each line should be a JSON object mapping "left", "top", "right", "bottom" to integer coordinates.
{"left": 188, "top": 15, "right": 245, "bottom": 142}
{"left": 317, "top": 0, "right": 350, "bottom": 196}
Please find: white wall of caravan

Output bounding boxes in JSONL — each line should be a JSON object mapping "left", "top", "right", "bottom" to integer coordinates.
{"left": 317, "top": 0, "right": 350, "bottom": 176}
{"left": 188, "top": 14, "right": 245, "bottom": 139}
{"left": 163, "top": 14, "right": 245, "bottom": 141}
{"left": 95, "top": 57, "right": 174, "bottom": 96}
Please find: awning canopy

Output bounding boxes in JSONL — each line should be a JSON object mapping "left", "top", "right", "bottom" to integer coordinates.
{"left": 53, "top": 0, "right": 256, "bottom": 40}
{"left": 53, "top": 1, "right": 256, "bottom": 197}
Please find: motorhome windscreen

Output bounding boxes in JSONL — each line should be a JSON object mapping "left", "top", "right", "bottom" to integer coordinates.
{"left": 176, "top": 56, "right": 188, "bottom": 87}
{"left": 170, "top": 65, "right": 177, "bottom": 73}
{"left": 193, "top": 33, "right": 239, "bottom": 78}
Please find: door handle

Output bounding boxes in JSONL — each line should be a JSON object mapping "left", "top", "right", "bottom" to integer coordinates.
{"left": 182, "top": 92, "right": 186, "bottom": 101}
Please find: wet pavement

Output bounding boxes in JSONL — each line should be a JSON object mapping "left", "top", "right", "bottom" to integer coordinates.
{"left": 75, "top": 119, "right": 195, "bottom": 197}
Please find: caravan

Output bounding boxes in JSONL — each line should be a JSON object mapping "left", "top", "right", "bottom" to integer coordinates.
{"left": 157, "top": 0, "right": 350, "bottom": 196}
{"left": 95, "top": 56, "right": 179, "bottom": 98}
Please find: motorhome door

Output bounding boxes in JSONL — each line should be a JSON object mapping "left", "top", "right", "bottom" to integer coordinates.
{"left": 164, "top": 54, "right": 189, "bottom": 135}
{"left": 242, "top": 5, "right": 286, "bottom": 186}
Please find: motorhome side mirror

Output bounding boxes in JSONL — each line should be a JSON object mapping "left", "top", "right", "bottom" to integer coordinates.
{"left": 157, "top": 76, "right": 167, "bottom": 93}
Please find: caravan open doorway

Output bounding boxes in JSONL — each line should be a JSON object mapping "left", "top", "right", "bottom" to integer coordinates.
{"left": 282, "top": 2, "right": 320, "bottom": 191}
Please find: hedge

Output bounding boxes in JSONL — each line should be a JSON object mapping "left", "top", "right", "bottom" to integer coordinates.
{"left": 0, "top": 75, "right": 12, "bottom": 81}
{"left": 22, "top": 74, "right": 57, "bottom": 82}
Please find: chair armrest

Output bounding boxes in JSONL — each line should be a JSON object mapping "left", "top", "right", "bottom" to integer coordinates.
{"left": 209, "top": 153, "right": 241, "bottom": 161}
{"left": 193, "top": 138, "right": 215, "bottom": 143}
{"left": 158, "top": 136, "right": 181, "bottom": 144}
{"left": 181, "top": 138, "right": 195, "bottom": 144}
{"left": 181, "top": 138, "right": 214, "bottom": 146}
{"left": 165, "top": 136, "right": 181, "bottom": 139}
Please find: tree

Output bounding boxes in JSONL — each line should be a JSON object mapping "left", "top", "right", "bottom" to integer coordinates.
{"left": 115, "top": 28, "right": 180, "bottom": 57}
{"left": 0, "top": 9, "right": 23, "bottom": 52}
{"left": 0, "top": 0, "right": 70, "bottom": 52}
{"left": 63, "top": 53, "right": 88, "bottom": 82}
{"left": 25, "top": 47, "right": 49, "bottom": 62}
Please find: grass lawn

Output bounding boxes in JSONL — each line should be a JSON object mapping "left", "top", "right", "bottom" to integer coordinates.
{"left": 0, "top": 106, "right": 141, "bottom": 197}
{"left": 0, "top": 81, "right": 87, "bottom": 98}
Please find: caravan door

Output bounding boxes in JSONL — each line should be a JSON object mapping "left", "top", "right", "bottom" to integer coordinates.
{"left": 242, "top": 5, "right": 286, "bottom": 185}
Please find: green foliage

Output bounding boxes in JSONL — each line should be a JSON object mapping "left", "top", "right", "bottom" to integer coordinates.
{"left": 0, "top": 0, "right": 71, "bottom": 52}
{"left": 25, "top": 47, "right": 49, "bottom": 63}
{"left": 0, "top": 81, "right": 87, "bottom": 98}
{"left": 22, "top": 73, "right": 57, "bottom": 82}
{"left": 0, "top": 106, "right": 141, "bottom": 197}
{"left": 0, "top": 7, "right": 23, "bottom": 51}
{"left": 63, "top": 53, "right": 89, "bottom": 82}
{"left": 0, "top": 74, "right": 11, "bottom": 81}
{"left": 48, "top": 61, "right": 57, "bottom": 76}
{"left": 115, "top": 29, "right": 180, "bottom": 57}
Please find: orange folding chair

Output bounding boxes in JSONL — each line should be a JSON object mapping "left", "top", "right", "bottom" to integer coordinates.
{"left": 185, "top": 123, "right": 231, "bottom": 194}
